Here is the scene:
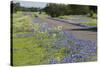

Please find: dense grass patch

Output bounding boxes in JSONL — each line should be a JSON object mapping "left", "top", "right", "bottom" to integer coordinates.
{"left": 13, "top": 12, "right": 33, "bottom": 33}
{"left": 80, "top": 19, "right": 97, "bottom": 26}
{"left": 13, "top": 37, "right": 48, "bottom": 65}
{"left": 81, "top": 22, "right": 97, "bottom": 26}
{"left": 58, "top": 15, "right": 72, "bottom": 19}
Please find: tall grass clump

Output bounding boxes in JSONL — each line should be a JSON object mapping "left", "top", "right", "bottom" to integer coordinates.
{"left": 13, "top": 13, "right": 33, "bottom": 33}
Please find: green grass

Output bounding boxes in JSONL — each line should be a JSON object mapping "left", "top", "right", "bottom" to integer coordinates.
{"left": 13, "top": 37, "right": 49, "bottom": 65}
{"left": 12, "top": 12, "right": 49, "bottom": 65}
{"left": 58, "top": 15, "right": 97, "bottom": 26}
{"left": 33, "top": 12, "right": 48, "bottom": 19}
{"left": 92, "top": 13, "right": 97, "bottom": 19}
{"left": 81, "top": 22, "right": 97, "bottom": 26}
{"left": 13, "top": 13, "right": 33, "bottom": 33}
{"left": 13, "top": 31, "right": 67, "bottom": 65}
{"left": 80, "top": 19, "right": 97, "bottom": 26}
{"left": 58, "top": 15, "right": 72, "bottom": 19}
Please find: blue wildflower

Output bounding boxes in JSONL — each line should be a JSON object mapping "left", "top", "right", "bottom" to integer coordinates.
{"left": 49, "top": 59, "right": 57, "bottom": 64}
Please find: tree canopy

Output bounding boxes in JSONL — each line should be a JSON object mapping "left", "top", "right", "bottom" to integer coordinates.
{"left": 44, "top": 3, "right": 92, "bottom": 17}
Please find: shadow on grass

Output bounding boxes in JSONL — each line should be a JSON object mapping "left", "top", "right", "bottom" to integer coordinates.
{"left": 71, "top": 27, "right": 97, "bottom": 32}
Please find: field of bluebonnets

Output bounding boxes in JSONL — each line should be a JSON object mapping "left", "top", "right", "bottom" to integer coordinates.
{"left": 12, "top": 11, "right": 97, "bottom": 65}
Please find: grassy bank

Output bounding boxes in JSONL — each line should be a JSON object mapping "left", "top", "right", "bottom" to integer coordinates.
{"left": 57, "top": 15, "right": 97, "bottom": 26}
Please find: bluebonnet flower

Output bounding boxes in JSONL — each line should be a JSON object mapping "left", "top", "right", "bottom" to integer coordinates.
{"left": 71, "top": 54, "right": 84, "bottom": 59}
{"left": 49, "top": 59, "right": 57, "bottom": 64}
{"left": 61, "top": 57, "right": 72, "bottom": 63}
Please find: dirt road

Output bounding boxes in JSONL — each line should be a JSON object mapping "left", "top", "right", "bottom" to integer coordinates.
{"left": 24, "top": 12, "right": 97, "bottom": 42}
{"left": 45, "top": 18, "right": 97, "bottom": 42}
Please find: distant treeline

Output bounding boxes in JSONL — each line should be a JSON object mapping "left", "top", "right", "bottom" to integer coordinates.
{"left": 44, "top": 3, "right": 97, "bottom": 17}
{"left": 11, "top": 1, "right": 40, "bottom": 13}
{"left": 11, "top": 1, "right": 97, "bottom": 17}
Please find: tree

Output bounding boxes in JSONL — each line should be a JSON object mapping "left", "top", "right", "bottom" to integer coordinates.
{"left": 67, "top": 4, "right": 90, "bottom": 15}
{"left": 11, "top": 1, "right": 21, "bottom": 13}
{"left": 11, "top": 1, "right": 40, "bottom": 13}
{"left": 89, "top": 6, "right": 97, "bottom": 17}
{"left": 89, "top": 6, "right": 97, "bottom": 13}
{"left": 44, "top": 3, "right": 90, "bottom": 17}
{"left": 44, "top": 3, "right": 68, "bottom": 17}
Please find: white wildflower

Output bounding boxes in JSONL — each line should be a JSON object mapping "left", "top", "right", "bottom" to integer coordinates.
{"left": 57, "top": 26, "right": 62, "bottom": 30}
{"left": 53, "top": 33, "right": 56, "bottom": 38}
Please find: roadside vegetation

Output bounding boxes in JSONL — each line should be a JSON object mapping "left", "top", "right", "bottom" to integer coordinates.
{"left": 58, "top": 15, "right": 97, "bottom": 26}
{"left": 80, "top": 19, "right": 97, "bottom": 26}
{"left": 12, "top": 12, "right": 68, "bottom": 65}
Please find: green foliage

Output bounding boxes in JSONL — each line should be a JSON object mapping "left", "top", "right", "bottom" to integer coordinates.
{"left": 44, "top": 3, "right": 68, "bottom": 17}
{"left": 68, "top": 5, "right": 90, "bottom": 15}
{"left": 13, "top": 37, "right": 48, "bottom": 65}
{"left": 11, "top": 2, "right": 21, "bottom": 13}
{"left": 89, "top": 13, "right": 97, "bottom": 19}
{"left": 80, "top": 17, "right": 97, "bottom": 26}
{"left": 92, "top": 13, "right": 97, "bottom": 19}
{"left": 33, "top": 12, "right": 48, "bottom": 20}
{"left": 44, "top": 3, "right": 90, "bottom": 17}
{"left": 81, "top": 22, "right": 97, "bottom": 26}
{"left": 13, "top": 12, "right": 33, "bottom": 33}
{"left": 11, "top": 2, "right": 40, "bottom": 13}
{"left": 58, "top": 15, "right": 72, "bottom": 19}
